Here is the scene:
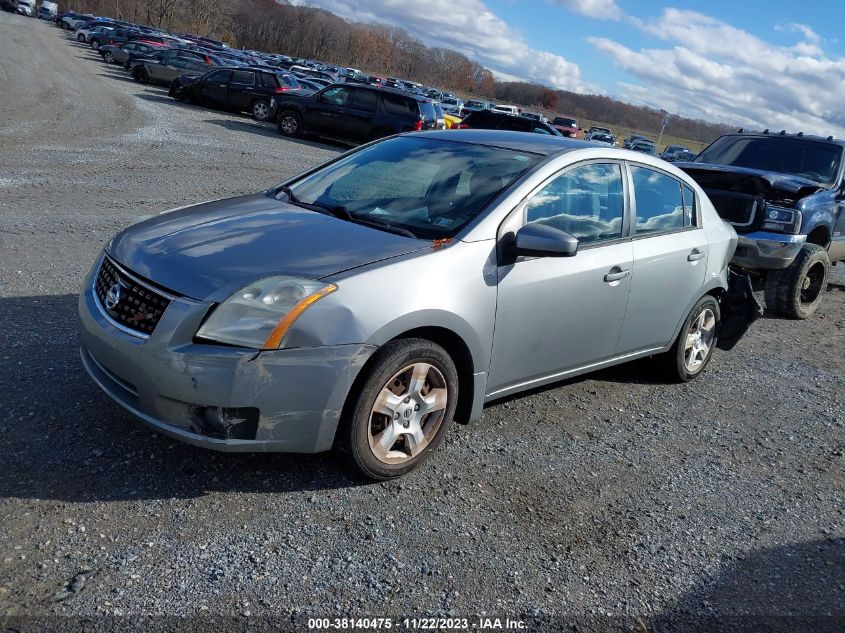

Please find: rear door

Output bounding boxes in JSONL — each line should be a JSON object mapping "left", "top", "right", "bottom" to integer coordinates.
{"left": 227, "top": 70, "right": 257, "bottom": 110}
{"left": 615, "top": 163, "right": 709, "bottom": 354}
{"left": 341, "top": 88, "right": 378, "bottom": 141}
{"left": 197, "top": 69, "right": 231, "bottom": 107}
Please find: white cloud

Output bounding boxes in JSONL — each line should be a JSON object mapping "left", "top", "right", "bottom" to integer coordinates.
{"left": 289, "top": 0, "right": 593, "bottom": 92}
{"left": 590, "top": 9, "right": 845, "bottom": 137}
{"left": 553, "top": 0, "right": 623, "bottom": 21}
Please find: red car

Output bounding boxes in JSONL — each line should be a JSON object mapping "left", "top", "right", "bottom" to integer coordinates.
{"left": 551, "top": 116, "right": 579, "bottom": 138}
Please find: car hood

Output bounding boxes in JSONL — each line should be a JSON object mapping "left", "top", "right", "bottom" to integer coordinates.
{"left": 107, "top": 193, "right": 432, "bottom": 302}
{"left": 676, "top": 162, "right": 824, "bottom": 195}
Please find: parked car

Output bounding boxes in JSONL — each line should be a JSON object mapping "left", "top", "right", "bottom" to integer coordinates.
{"left": 492, "top": 104, "right": 520, "bottom": 116}
{"left": 630, "top": 141, "right": 658, "bottom": 156}
{"left": 38, "top": 0, "right": 58, "bottom": 19}
{"left": 133, "top": 57, "right": 212, "bottom": 87}
{"left": 99, "top": 41, "right": 166, "bottom": 65}
{"left": 125, "top": 47, "right": 221, "bottom": 71}
{"left": 77, "top": 25, "right": 114, "bottom": 44}
{"left": 433, "top": 102, "right": 446, "bottom": 130}
{"left": 171, "top": 67, "right": 302, "bottom": 121}
{"left": 679, "top": 131, "right": 845, "bottom": 318}
{"left": 294, "top": 77, "right": 324, "bottom": 92}
{"left": 440, "top": 97, "right": 464, "bottom": 116}
{"left": 671, "top": 150, "right": 698, "bottom": 162}
{"left": 443, "top": 112, "right": 461, "bottom": 130}
{"left": 272, "top": 84, "right": 438, "bottom": 143}
{"left": 289, "top": 65, "right": 336, "bottom": 83}
{"left": 463, "top": 100, "right": 492, "bottom": 113}
{"left": 522, "top": 112, "right": 547, "bottom": 123}
{"left": 550, "top": 116, "right": 579, "bottom": 138}
{"left": 624, "top": 134, "right": 652, "bottom": 149}
{"left": 585, "top": 126, "right": 612, "bottom": 141}
{"left": 589, "top": 132, "right": 615, "bottom": 147}
{"left": 14, "top": 0, "right": 34, "bottom": 16}
{"left": 58, "top": 13, "right": 93, "bottom": 29}
{"left": 78, "top": 130, "right": 739, "bottom": 480}
{"left": 661, "top": 145, "right": 690, "bottom": 161}
{"left": 456, "top": 109, "right": 562, "bottom": 136}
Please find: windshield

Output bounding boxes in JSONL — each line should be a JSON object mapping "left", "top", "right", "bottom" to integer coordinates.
{"left": 283, "top": 136, "right": 544, "bottom": 239}
{"left": 695, "top": 136, "right": 843, "bottom": 185}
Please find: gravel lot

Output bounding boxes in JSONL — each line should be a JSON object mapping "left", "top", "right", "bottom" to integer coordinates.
{"left": 1, "top": 13, "right": 844, "bottom": 633}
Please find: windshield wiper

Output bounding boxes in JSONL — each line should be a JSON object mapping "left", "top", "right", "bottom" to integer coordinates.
{"left": 346, "top": 214, "right": 419, "bottom": 239}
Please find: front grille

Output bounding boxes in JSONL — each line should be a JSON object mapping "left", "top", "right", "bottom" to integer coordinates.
{"left": 704, "top": 189, "right": 760, "bottom": 230}
{"left": 94, "top": 257, "right": 171, "bottom": 336}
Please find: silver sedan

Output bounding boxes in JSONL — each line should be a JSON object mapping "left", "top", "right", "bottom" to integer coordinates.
{"left": 78, "top": 131, "right": 737, "bottom": 479}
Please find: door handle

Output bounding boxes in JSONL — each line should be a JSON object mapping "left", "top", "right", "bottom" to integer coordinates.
{"left": 603, "top": 268, "right": 630, "bottom": 283}
{"left": 687, "top": 248, "right": 705, "bottom": 262}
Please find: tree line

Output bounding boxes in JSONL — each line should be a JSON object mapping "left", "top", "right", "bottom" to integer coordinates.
{"left": 60, "top": 0, "right": 733, "bottom": 143}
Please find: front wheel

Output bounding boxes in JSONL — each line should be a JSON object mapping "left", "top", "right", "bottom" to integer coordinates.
{"left": 764, "top": 244, "right": 829, "bottom": 319}
{"left": 91, "top": 40, "right": 100, "bottom": 50}
{"left": 104, "top": 52, "right": 115, "bottom": 64}
{"left": 276, "top": 110, "right": 302, "bottom": 136}
{"left": 339, "top": 338, "right": 458, "bottom": 480}
{"left": 664, "top": 295, "right": 720, "bottom": 382}
{"left": 251, "top": 99, "right": 271, "bottom": 121}
{"left": 77, "top": 33, "right": 85, "bottom": 42}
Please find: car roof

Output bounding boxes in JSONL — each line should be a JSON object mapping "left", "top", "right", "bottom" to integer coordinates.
{"left": 716, "top": 132, "right": 845, "bottom": 148}
{"left": 406, "top": 129, "right": 593, "bottom": 155}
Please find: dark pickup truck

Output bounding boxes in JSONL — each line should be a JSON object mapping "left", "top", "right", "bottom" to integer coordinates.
{"left": 678, "top": 131, "right": 845, "bottom": 318}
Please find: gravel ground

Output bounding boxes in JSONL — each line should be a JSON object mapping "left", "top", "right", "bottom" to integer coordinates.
{"left": 1, "top": 13, "right": 844, "bottom": 633}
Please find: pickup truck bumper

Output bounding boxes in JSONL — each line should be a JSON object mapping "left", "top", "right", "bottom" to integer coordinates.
{"left": 732, "top": 231, "right": 806, "bottom": 270}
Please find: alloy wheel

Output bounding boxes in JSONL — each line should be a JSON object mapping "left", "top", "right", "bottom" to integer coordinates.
{"left": 279, "top": 115, "right": 298, "bottom": 135}
{"left": 253, "top": 101, "right": 269, "bottom": 120}
{"left": 104, "top": 53, "right": 114, "bottom": 63}
{"left": 368, "top": 363, "right": 448, "bottom": 464}
{"left": 684, "top": 308, "right": 716, "bottom": 372}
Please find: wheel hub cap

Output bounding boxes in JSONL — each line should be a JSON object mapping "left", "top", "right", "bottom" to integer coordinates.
{"left": 684, "top": 308, "right": 716, "bottom": 372}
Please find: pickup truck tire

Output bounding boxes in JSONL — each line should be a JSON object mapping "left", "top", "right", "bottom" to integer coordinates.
{"left": 764, "top": 244, "right": 829, "bottom": 319}
{"left": 277, "top": 110, "right": 302, "bottom": 137}
{"left": 665, "top": 295, "right": 720, "bottom": 382}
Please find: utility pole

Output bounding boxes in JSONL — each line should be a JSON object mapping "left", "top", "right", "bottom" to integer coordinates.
{"left": 657, "top": 112, "right": 669, "bottom": 149}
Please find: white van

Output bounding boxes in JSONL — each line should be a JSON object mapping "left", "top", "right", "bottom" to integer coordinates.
{"left": 491, "top": 104, "right": 520, "bottom": 116}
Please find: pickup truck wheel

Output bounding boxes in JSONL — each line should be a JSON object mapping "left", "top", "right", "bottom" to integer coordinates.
{"left": 764, "top": 244, "right": 829, "bottom": 319}
{"left": 251, "top": 99, "right": 271, "bottom": 121}
{"left": 338, "top": 338, "right": 458, "bottom": 480}
{"left": 276, "top": 111, "right": 302, "bottom": 137}
{"left": 665, "top": 295, "right": 720, "bottom": 382}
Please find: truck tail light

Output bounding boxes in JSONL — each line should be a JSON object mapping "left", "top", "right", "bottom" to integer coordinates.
{"left": 413, "top": 118, "right": 423, "bottom": 131}
{"left": 274, "top": 86, "right": 290, "bottom": 93}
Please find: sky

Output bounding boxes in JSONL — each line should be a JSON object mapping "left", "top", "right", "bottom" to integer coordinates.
{"left": 289, "top": 0, "right": 845, "bottom": 137}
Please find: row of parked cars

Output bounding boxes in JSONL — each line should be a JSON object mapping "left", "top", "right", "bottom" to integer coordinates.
{"left": 47, "top": 10, "right": 844, "bottom": 479}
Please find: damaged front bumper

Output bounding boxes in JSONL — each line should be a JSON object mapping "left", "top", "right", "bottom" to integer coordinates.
{"left": 77, "top": 268, "right": 375, "bottom": 453}
{"left": 732, "top": 231, "right": 806, "bottom": 270}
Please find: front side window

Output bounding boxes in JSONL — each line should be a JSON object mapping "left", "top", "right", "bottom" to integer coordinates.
{"left": 630, "top": 165, "right": 686, "bottom": 234}
{"left": 205, "top": 69, "right": 231, "bottom": 83}
{"left": 285, "top": 137, "right": 543, "bottom": 239}
{"left": 231, "top": 70, "right": 255, "bottom": 85}
{"left": 526, "top": 163, "right": 625, "bottom": 245}
{"left": 321, "top": 86, "right": 350, "bottom": 107}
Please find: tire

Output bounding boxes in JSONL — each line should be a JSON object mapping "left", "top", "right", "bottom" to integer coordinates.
{"left": 664, "top": 295, "right": 721, "bottom": 382}
{"left": 338, "top": 338, "right": 458, "bottom": 480}
{"left": 104, "top": 52, "right": 115, "bottom": 64}
{"left": 764, "top": 244, "right": 829, "bottom": 319}
{"left": 276, "top": 110, "right": 303, "bottom": 137}
{"left": 251, "top": 99, "right": 271, "bottom": 121}
{"left": 91, "top": 40, "right": 100, "bottom": 50}
{"left": 77, "top": 33, "right": 85, "bottom": 42}
{"left": 133, "top": 67, "right": 149, "bottom": 84}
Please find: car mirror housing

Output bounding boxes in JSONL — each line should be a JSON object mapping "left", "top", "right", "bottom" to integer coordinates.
{"left": 511, "top": 223, "right": 579, "bottom": 258}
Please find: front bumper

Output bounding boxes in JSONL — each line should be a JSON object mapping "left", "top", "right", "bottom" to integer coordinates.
{"left": 78, "top": 256, "right": 375, "bottom": 453}
{"left": 732, "top": 231, "right": 806, "bottom": 270}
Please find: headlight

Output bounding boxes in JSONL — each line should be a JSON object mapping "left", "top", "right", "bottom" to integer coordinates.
{"left": 761, "top": 205, "right": 801, "bottom": 233}
{"left": 196, "top": 276, "right": 336, "bottom": 349}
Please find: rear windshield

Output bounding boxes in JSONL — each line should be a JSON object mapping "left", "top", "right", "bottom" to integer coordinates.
{"left": 553, "top": 117, "right": 577, "bottom": 126}
{"left": 694, "top": 136, "right": 844, "bottom": 185}
{"left": 284, "top": 136, "right": 543, "bottom": 239}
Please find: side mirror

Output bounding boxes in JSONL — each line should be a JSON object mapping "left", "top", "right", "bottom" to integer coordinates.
{"left": 511, "top": 223, "right": 578, "bottom": 258}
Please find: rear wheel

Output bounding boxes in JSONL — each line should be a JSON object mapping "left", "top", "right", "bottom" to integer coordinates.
{"left": 276, "top": 110, "right": 302, "bottom": 136}
{"left": 91, "top": 40, "right": 100, "bottom": 50}
{"left": 339, "top": 338, "right": 458, "bottom": 480}
{"left": 764, "top": 244, "right": 829, "bottom": 319}
{"left": 103, "top": 52, "right": 115, "bottom": 64}
{"left": 664, "top": 295, "right": 720, "bottom": 382}
{"left": 132, "top": 67, "right": 149, "bottom": 84}
{"left": 251, "top": 99, "right": 271, "bottom": 121}
{"left": 76, "top": 33, "right": 85, "bottom": 42}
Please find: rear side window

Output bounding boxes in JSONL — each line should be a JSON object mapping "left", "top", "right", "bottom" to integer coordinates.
{"left": 280, "top": 74, "right": 300, "bottom": 89}
{"left": 352, "top": 89, "right": 377, "bottom": 112}
{"left": 258, "top": 73, "right": 279, "bottom": 88}
{"left": 682, "top": 184, "right": 696, "bottom": 226}
{"left": 499, "top": 118, "right": 531, "bottom": 132}
{"left": 630, "top": 165, "right": 686, "bottom": 234}
{"left": 381, "top": 94, "right": 417, "bottom": 117}
{"left": 231, "top": 70, "right": 255, "bottom": 86}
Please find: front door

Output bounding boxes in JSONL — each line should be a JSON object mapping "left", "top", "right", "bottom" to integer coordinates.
{"left": 303, "top": 86, "right": 351, "bottom": 137}
{"left": 488, "top": 161, "right": 633, "bottom": 395}
{"left": 198, "top": 69, "right": 232, "bottom": 107}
